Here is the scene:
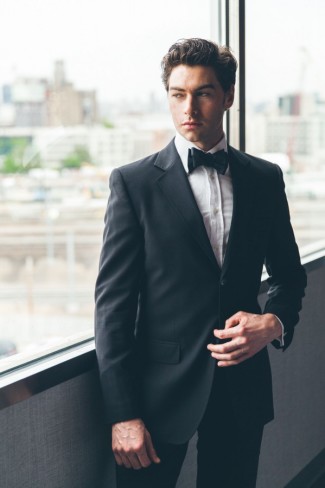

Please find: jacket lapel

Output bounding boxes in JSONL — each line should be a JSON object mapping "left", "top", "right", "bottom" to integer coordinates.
{"left": 221, "top": 145, "right": 255, "bottom": 278}
{"left": 155, "top": 140, "right": 221, "bottom": 274}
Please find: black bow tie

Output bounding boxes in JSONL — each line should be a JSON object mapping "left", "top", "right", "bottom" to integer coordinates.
{"left": 187, "top": 147, "right": 228, "bottom": 175}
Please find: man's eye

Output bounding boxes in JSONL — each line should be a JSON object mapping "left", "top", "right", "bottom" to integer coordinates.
{"left": 172, "top": 93, "right": 183, "bottom": 98}
{"left": 197, "top": 92, "right": 210, "bottom": 97}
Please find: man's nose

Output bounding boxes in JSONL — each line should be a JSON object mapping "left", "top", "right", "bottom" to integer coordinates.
{"left": 184, "top": 96, "right": 197, "bottom": 117}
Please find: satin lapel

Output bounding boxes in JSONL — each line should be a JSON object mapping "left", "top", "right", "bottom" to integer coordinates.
{"left": 221, "top": 146, "right": 255, "bottom": 278}
{"left": 155, "top": 141, "right": 221, "bottom": 274}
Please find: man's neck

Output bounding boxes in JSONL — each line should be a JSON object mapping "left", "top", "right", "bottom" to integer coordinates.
{"left": 175, "top": 132, "right": 227, "bottom": 153}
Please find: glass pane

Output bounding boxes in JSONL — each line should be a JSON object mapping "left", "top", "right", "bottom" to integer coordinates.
{"left": 0, "top": 0, "right": 219, "bottom": 371}
{"left": 246, "top": 0, "right": 325, "bottom": 252}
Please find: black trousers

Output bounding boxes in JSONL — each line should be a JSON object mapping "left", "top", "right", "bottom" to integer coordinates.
{"left": 116, "top": 368, "right": 264, "bottom": 488}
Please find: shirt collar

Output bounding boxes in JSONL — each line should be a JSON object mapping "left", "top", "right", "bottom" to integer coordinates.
{"left": 174, "top": 132, "right": 228, "bottom": 174}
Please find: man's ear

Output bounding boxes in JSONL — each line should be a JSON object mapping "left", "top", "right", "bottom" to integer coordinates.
{"left": 224, "top": 85, "right": 235, "bottom": 110}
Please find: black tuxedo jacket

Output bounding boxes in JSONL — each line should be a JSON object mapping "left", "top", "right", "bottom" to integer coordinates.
{"left": 95, "top": 140, "right": 306, "bottom": 444}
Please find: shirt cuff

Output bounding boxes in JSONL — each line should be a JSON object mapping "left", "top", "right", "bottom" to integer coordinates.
{"left": 273, "top": 315, "right": 286, "bottom": 347}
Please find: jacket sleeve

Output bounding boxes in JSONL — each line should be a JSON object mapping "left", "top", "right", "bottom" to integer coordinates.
{"left": 95, "top": 168, "right": 144, "bottom": 424}
{"left": 263, "top": 165, "right": 307, "bottom": 350}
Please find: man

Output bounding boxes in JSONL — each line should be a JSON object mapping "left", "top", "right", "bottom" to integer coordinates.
{"left": 95, "top": 38, "right": 307, "bottom": 488}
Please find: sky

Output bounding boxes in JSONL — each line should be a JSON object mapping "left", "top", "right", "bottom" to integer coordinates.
{"left": 1, "top": 0, "right": 325, "bottom": 105}
{"left": 0, "top": 0, "right": 212, "bottom": 103}
{"left": 246, "top": 0, "right": 325, "bottom": 104}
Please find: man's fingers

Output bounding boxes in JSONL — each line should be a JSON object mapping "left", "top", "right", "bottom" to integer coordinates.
{"left": 128, "top": 453, "right": 142, "bottom": 470}
{"left": 224, "top": 311, "right": 244, "bottom": 328}
{"left": 137, "top": 443, "right": 152, "bottom": 468}
{"left": 145, "top": 431, "right": 161, "bottom": 464}
{"left": 114, "top": 447, "right": 150, "bottom": 470}
{"left": 137, "top": 452, "right": 152, "bottom": 468}
{"left": 116, "top": 448, "right": 145, "bottom": 470}
{"left": 209, "top": 312, "right": 277, "bottom": 367}
{"left": 112, "top": 419, "right": 156, "bottom": 470}
{"left": 111, "top": 421, "right": 161, "bottom": 469}
{"left": 119, "top": 453, "right": 132, "bottom": 469}
{"left": 214, "top": 326, "right": 240, "bottom": 339}
{"left": 210, "top": 347, "right": 248, "bottom": 362}
{"left": 208, "top": 329, "right": 251, "bottom": 366}
{"left": 215, "top": 348, "right": 249, "bottom": 367}
{"left": 225, "top": 318, "right": 240, "bottom": 329}
{"left": 217, "top": 358, "right": 245, "bottom": 367}
{"left": 114, "top": 452, "right": 123, "bottom": 466}
{"left": 208, "top": 338, "right": 242, "bottom": 354}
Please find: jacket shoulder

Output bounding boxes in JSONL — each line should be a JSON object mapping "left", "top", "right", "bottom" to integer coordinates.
{"left": 115, "top": 151, "right": 160, "bottom": 178}
{"left": 107, "top": 151, "right": 161, "bottom": 197}
{"left": 229, "top": 145, "right": 281, "bottom": 177}
{"left": 111, "top": 139, "right": 178, "bottom": 191}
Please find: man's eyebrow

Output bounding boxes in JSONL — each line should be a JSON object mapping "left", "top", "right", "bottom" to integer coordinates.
{"left": 195, "top": 84, "right": 216, "bottom": 91}
{"left": 169, "top": 87, "right": 185, "bottom": 92}
{"left": 169, "top": 84, "right": 216, "bottom": 91}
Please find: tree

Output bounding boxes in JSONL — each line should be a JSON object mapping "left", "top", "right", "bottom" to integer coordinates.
{"left": 102, "top": 119, "right": 114, "bottom": 129}
{"left": 0, "top": 137, "right": 40, "bottom": 174}
{"left": 1, "top": 154, "right": 21, "bottom": 173}
{"left": 61, "top": 146, "right": 93, "bottom": 169}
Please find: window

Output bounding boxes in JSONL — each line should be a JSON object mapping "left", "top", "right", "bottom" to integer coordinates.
{"left": 246, "top": 0, "right": 325, "bottom": 251}
{"left": 0, "top": 0, "right": 217, "bottom": 371}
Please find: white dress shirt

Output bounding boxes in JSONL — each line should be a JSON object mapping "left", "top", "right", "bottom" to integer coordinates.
{"left": 174, "top": 133, "right": 232, "bottom": 268}
{"left": 174, "top": 132, "right": 285, "bottom": 346}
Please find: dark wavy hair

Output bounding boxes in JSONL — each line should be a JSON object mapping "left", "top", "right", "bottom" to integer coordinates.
{"left": 161, "top": 38, "right": 237, "bottom": 92}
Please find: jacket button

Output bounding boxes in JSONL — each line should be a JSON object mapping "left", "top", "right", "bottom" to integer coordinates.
{"left": 220, "top": 280, "right": 226, "bottom": 286}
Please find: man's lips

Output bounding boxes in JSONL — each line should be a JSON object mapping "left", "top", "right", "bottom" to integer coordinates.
{"left": 182, "top": 121, "right": 202, "bottom": 128}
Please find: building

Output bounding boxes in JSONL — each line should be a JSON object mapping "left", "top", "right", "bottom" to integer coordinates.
{"left": 46, "top": 61, "right": 98, "bottom": 127}
{"left": 248, "top": 93, "right": 325, "bottom": 171}
{"left": 0, "top": 61, "right": 98, "bottom": 128}
{"left": 11, "top": 77, "right": 48, "bottom": 127}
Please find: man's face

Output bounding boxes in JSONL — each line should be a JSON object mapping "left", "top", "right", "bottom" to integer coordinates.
{"left": 167, "top": 64, "right": 234, "bottom": 151}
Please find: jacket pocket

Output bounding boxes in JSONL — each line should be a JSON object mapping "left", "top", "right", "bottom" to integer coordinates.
{"left": 146, "top": 339, "right": 181, "bottom": 364}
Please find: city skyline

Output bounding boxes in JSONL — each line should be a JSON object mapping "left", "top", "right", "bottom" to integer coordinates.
{"left": 1, "top": 0, "right": 211, "bottom": 104}
{"left": 1, "top": 0, "right": 325, "bottom": 106}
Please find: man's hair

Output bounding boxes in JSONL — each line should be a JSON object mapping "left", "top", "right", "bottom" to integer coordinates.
{"left": 161, "top": 38, "right": 237, "bottom": 93}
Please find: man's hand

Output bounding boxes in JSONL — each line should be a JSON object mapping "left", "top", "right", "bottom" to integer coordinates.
{"left": 112, "top": 418, "right": 161, "bottom": 469}
{"left": 207, "top": 312, "right": 282, "bottom": 367}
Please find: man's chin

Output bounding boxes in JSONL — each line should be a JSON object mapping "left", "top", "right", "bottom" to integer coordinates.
{"left": 179, "top": 130, "right": 201, "bottom": 144}
{"left": 179, "top": 133, "right": 208, "bottom": 151}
